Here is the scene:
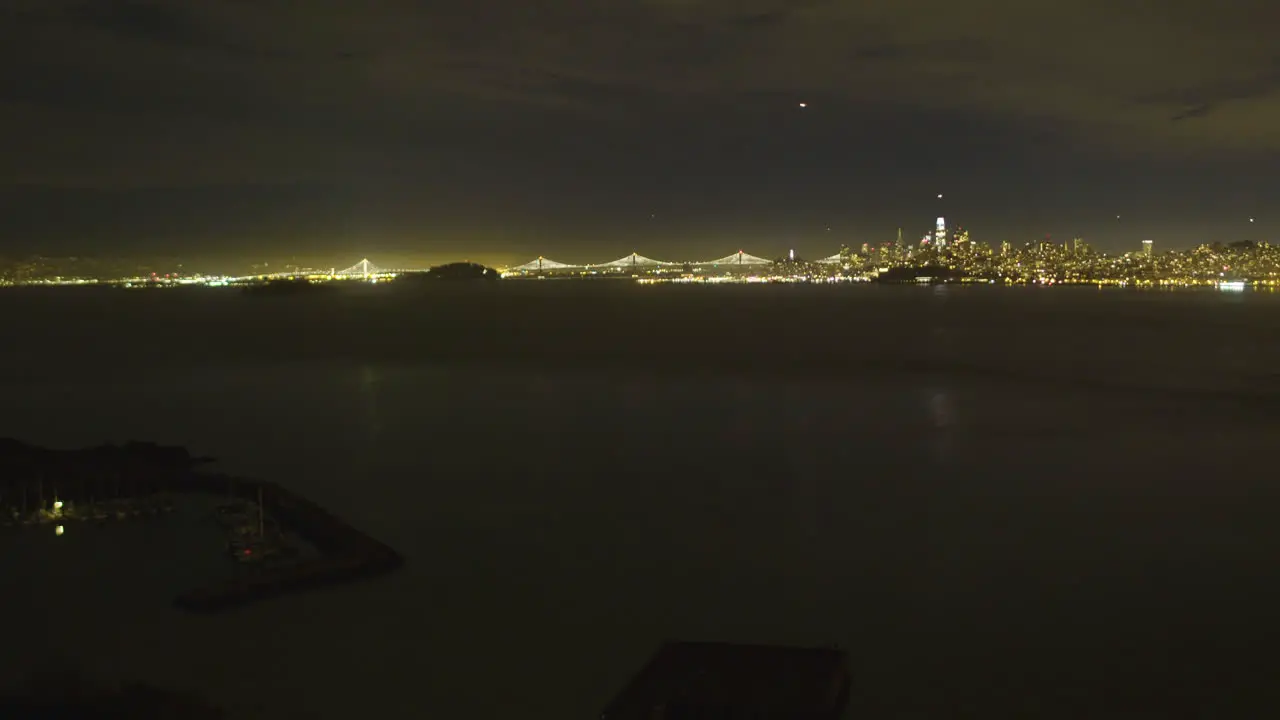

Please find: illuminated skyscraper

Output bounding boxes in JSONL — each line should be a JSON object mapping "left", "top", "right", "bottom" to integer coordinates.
{"left": 1142, "top": 239, "right": 1154, "bottom": 258}
{"left": 1073, "top": 237, "right": 1083, "bottom": 255}
{"left": 1000, "top": 241, "right": 1011, "bottom": 256}
{"left": 935, "top": 217, "right": 947, "bottom": 248}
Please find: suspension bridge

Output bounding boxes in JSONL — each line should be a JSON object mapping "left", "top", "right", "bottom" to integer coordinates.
{"left": 332, "top": 258, "right": 406, "bottom": 277}
{"left": 248, "top": 258, "right": 411, "bottom": 280}
{"left": 305, "top": 250, "right": 848, "bottom": 281}
{"left": 507, "top": 250, "right": 845, "bottom": 272}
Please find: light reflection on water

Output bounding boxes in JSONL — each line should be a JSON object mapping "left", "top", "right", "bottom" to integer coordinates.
{"left": 0, "top": 287, "right": 1277, "bottom": 718}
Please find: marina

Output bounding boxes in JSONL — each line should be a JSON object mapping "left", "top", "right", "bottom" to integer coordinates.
{"left": 1, "top": 439, "right": 404, "bottom": 614}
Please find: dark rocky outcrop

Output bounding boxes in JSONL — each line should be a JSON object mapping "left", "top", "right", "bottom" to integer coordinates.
{"left": 415, "top": 262, "right": 501, "bottom": 281}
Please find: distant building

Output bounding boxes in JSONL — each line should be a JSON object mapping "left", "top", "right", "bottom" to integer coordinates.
{"left": 1142, "top": 239, "right": 1154, "bottom": 258}
{"left": 935, "top": 217, "right": 947, "bottom": 248}
{"left": 1073, "top": 237, "right": 1084, "bottom": 255}
{"left": 1001, "top": 241, "right": 1011, "bottom": 256}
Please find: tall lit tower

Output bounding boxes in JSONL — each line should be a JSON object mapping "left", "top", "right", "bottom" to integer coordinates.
{"left": 1142, "top": 239, "right": 1154, "bottom": 258}
{"left": 935, "top": 218, "right": 947, "bottom": 248}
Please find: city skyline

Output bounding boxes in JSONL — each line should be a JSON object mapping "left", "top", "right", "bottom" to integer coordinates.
{"left": 0, "top": 223, "right": 1255, "bottom": 276}
{"left": 0, "top": 228, "right": 1216, "bottom": 276}
{"left": 2, "top": 1, "right": 1277, "bottom": 261}
{"left": 7, "top": 233, "right": 1277, "bottom": 288}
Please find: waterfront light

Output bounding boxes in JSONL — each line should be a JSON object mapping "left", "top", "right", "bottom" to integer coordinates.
{"left": 55, "top": 525, "right": 64, "bottom": 536}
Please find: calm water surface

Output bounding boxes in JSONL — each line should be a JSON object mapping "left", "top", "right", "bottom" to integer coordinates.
{"left": 1, "top": 283, "right": 1278, "bottom": 718}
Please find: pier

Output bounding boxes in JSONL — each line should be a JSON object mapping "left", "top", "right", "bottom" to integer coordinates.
{"left": 1, "top": 439, "right": 404, "bottom": 614}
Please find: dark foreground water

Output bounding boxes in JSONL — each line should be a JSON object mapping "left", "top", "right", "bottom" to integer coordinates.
{"left": 1, "top": 282, "right": 1278, "bottom": 718}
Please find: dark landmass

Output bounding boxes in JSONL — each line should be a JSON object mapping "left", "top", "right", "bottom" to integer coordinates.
{"left": 413, "top": 262, "right": 501, "bottom": 281}
{"left": 0, "top": 438, "right": 210, "bottom": 476}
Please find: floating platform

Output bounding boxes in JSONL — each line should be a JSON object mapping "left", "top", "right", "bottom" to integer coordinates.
{"left": 1, "top": 439, "right": 404, "bottom": 613}
{"left": 603, "top": 641, "right": 851, "bottom": 720}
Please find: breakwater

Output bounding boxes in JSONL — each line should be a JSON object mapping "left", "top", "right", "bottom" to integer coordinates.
{"left": 174, "top": 474, "right": 404, "bottom": 613}
{"left": 1, "top": 439, "right": 404, "bottom": 613}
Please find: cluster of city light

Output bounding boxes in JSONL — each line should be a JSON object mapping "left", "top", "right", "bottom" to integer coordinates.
{"left": 0, "top": 277, "right": 101, "bottom": 287}
{"left": 535, "top": 238, "right": 1279, "bottom": 290}
{"left": 636, "top": 275, "right": 869, "bottom": 285}
{"left": 505, "top": 250, "right": 784, "bottom": 274}
{"left": 5, "top": 238, "right": 1278, "bottom": 290}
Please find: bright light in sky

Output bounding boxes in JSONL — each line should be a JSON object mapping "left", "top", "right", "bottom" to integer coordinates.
{"left": 798, "top": 102, "right": 807, "bottom": 108}
{"left": 937, "top": 194, "right": 943, "bottom": 199}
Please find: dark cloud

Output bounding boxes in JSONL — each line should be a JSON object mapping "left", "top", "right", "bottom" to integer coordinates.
{"left": 1, "top": 0, "right": 1277, "bottom": 259}
{"left": 72, "top": 1, "right": 213, "bottom": 46}
{"left": 7, "top": 1, "right": 1279, "bottom": 166}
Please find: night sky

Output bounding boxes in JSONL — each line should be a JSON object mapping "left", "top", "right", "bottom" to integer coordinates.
{"left": 2, "top": 0, "right": 1277, "bottom": 267}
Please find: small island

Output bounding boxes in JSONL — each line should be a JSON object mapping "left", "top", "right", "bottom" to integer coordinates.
{"left": 414, "top": 262, "right": 501, "bottom": 282}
